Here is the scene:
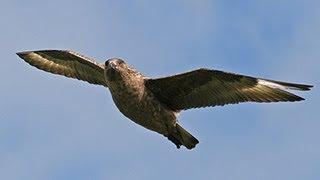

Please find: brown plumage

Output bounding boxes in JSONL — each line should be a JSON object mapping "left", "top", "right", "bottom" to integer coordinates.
{"left": 17, "top": 50, "right": 313, "bottom": 149}
{"left": 146, "top": 69, "right": 311, "bottom": 110}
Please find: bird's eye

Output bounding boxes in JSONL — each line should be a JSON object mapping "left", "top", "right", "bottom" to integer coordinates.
{"left": 118, "top": 59, "right": 125, "bottom": 64}
{"left": 105, "top": 60, "right": 110, "bottom": 67}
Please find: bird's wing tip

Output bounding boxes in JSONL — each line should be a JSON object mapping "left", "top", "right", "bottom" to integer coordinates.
{"left": 16, "top": 51, "right": 31, "bottom": 58}
{"left": 258, "top": 79, "right": 313, "bottom": 91}
{"left": 295, "top": 84, "right": 313, "bottom": 91}
{"left": 305, "top": 85, "right": 314, "bottom": 90}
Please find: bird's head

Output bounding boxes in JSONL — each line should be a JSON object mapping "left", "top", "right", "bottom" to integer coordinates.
{"left": 104, "top": 58, "right": 130, "bottom": 82}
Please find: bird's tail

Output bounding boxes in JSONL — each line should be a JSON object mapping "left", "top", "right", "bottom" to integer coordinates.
{"left": 167, "top": 124, "right": 199, "bottom": 150}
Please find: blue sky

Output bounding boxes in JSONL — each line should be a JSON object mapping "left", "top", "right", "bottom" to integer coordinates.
{"left": 0, "top": 0, "right": 319, "bottom": 179}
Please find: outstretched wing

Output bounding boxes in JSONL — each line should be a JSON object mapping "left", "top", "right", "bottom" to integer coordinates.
{"left": 17, "top": 50, "right": 107, "bottom": 86}
{"left": 146, "top": 68, "right": 313, "bottom": 111}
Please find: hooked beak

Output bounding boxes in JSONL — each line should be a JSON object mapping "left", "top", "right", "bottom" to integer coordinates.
{"left": 108, "top": 61, "right": 117, "bottom": 69}
{"left": 106, "top": 61, "right": 119, "bottom": 82}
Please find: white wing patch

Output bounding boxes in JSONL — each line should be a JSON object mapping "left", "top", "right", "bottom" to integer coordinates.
{"left": 258, "top": 79, "right": 287, "bottom": 90}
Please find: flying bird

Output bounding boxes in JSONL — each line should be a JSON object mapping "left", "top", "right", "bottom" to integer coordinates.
{"left": 17, "top": 50, "right": 313, "bottom": 149}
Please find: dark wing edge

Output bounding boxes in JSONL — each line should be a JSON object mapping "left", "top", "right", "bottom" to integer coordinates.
{"left": 146, "top": 68, "right": 313, "bottom": 111}
{"left": 17, "top": 50, "right": 107, "bottom": 86}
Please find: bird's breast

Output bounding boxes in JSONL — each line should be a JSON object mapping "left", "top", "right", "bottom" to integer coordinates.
{"left": 107, "top": 77, "right": 176, "bottom": 134}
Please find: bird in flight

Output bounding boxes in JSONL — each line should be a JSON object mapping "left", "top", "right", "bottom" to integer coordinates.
{"left": 17, "top": 50, "right": 313, "bottom": 149}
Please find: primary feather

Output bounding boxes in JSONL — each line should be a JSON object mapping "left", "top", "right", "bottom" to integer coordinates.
{"left": 17, "top": 50, "right": 107, "bottom": 86}
{"left": 146, "top": 68, "right": 313, "bottom": 110}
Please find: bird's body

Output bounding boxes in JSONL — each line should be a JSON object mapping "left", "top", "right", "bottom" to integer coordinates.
{"left": 103, "top": 59, "right": 197, "bottom": 148}
{"left": 106, "top": 64, "right": 175, "bottom": 136}
{"left": 17, "top": 50, "right": 313, "bottom": 149}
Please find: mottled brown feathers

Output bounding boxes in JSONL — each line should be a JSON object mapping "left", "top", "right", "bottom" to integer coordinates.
{"left": 17, "top": 50, "right": 107, "bottom": 86}
{"left": 17, "top": 50, "right": 313, "bottom": 149}
{"left": 146, "top": 68, "right": 312, "bottom": 110}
